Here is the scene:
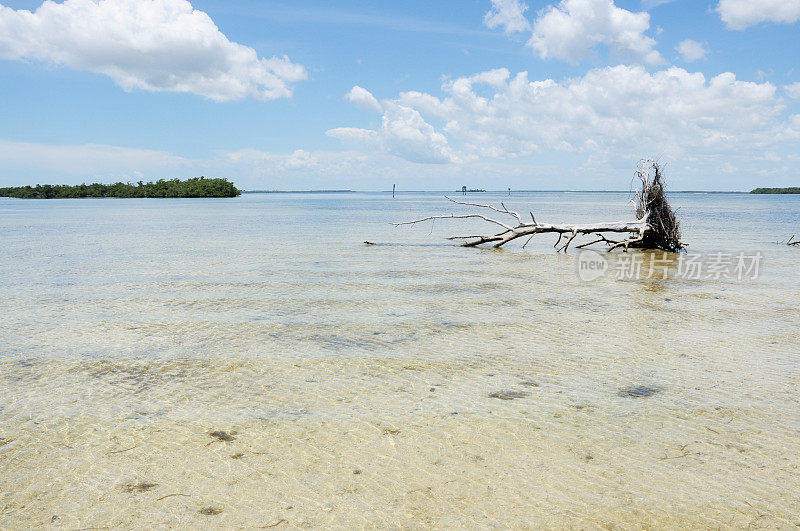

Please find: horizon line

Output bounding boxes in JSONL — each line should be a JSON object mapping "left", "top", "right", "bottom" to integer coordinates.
{"left": 242, "top": 189, "right": 756, "bottom": 194}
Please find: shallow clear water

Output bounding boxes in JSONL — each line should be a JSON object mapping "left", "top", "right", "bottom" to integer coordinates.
{"left": 1, "top": 192, "right": 799, "bottom": 527}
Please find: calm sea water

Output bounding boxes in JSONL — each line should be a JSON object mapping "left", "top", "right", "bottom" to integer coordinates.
{"left": 1, "top": 192, "right": 799, "bottom": 527}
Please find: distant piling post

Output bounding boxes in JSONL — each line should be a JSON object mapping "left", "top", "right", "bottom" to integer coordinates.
{"left": 393, "top": 184, "right": 395, "bottom": 198}
{"left": 508, "top": 187, "right": 511, "bottom": 196}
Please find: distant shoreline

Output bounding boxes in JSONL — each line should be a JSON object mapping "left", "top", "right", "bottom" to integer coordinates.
{"left": 243, "top": 190, "right": 753, "bottom": 194}
{"left": 242, "top": 190, "right": 355, "bottom": 194}
{"left": 750, "top": 187, "right": 800, "bottom": 194}
{"left": 6, "top": 188, "right": 795, "bottom": 197}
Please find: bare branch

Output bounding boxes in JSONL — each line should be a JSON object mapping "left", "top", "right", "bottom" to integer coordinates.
{"left": 607, "top": 229, "right": 646, "bottom": 252}
{"left": 391, "top": 213, "right": 515, "bottom": 232}
{"left": 392, "top": 161, "right": 685, "bottom": 252}
{"left": 447, "top": 235, "right": 491, "bottom": 240}
{"left": 522, "top": 235, "right": 535, "bottom": 249}
{"left": 462, "top": 236, "right": 504, "bottom": 247}
{"left": 445, "top": 196, "right": 524, "bottom": 225}
{"left": 557, "top": 231, "right": 579, "bottom": 253}
{"left": 575, "top": 233, "right": 622, "bottom": 249}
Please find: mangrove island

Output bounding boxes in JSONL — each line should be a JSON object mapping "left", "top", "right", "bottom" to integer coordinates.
{"left": 750, "top": 187, "right": 800, "bottom": 194}
{"left": 0, "top": 177, "right": 240, "bottom": 199}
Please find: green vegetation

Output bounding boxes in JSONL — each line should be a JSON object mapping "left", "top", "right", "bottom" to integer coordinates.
{"left": 0, "top": 177, "right": 240, "bottom": 199}
{"left": 750, "top": 187, "right": 800, "bottom": 194}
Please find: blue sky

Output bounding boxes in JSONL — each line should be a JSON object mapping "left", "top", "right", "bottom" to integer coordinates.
{"left": 1, "top": 0, "right": 799, "bottom": 190}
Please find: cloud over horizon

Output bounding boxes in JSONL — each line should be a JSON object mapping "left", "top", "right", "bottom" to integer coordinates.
{"left": 333, "top": 66, "right": 798, "bottom": 167}
{"left": 0, "top": 139, "right": 190, "bottom": 182}
{"left": 328, "top": 93, "right": 459, "bottom": 164}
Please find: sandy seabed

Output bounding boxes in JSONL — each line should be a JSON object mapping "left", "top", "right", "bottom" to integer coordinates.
{"left": 2, "top": 351, "right": 799, "bottom": 529}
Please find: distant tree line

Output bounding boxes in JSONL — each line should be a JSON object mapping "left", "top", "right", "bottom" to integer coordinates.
{"left": 0, "top": 177, "right": 240, "bottom": 199}
{"left": 750, "top": 187, "right": 800, "bottom": 194}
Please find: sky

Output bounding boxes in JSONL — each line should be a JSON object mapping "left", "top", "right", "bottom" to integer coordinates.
{"left": 1, "top": 0, "right": 799, "bottom": 191}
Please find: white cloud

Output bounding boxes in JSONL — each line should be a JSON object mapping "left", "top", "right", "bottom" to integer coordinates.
{"left": 379, "top": 104, "right": 459, "bottom": 163}
{"left": 716, "top": 0, "right": 800, "bottom": 30}
{"left": 528, "top": 0, "right": 663, "bottom": 65}
{"left": 328, "top": 103, "right": 459, "bottom": 164}
{"left": 676, "top": 39, "right": 708, "bottom": 62}
{"left": 484, "top": 0, "right": 531, "bottom": 33}
{"left": 785, "top": 82, "right": 800, "bottom": 99}
{"left": 345, "top": 86, "right": 383, "bottom": 113}
{"left": 0, "top": 0, "right": 306, "bottom": 101}
{"left": 341, "top": 66, "right": 797, "bottom": 165}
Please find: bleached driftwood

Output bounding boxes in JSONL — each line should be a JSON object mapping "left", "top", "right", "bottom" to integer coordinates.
{"left": 393, "top": 161, "right": 684, "bottom": 253}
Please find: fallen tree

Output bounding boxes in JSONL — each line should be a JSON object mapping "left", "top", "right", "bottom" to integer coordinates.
{"left": 788, "top": 235, "right": 799, "bottom": 246}
{"left": 393, "top": 160, "right": 684, "bottom": 253}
